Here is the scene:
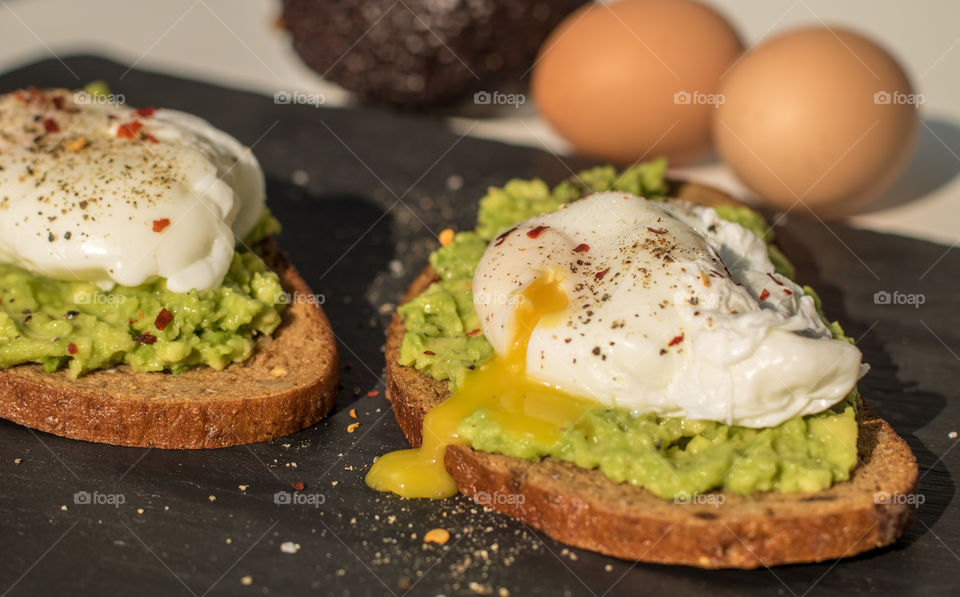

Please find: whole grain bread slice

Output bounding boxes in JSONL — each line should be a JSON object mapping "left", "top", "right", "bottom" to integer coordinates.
{"left": 382, "top": 182, "right": 918, "bottom": 568}
{"left": 0, "top": 239, "right": 338, "bottom": 449}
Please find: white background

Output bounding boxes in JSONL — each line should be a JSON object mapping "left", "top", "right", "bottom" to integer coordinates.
{"left": 0, "top": 0, "right": 957, "bottom": 246}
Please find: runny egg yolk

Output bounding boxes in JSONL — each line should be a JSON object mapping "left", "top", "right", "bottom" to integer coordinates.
{"left": 365, "top": 268, "right": 597, "bottom": 499}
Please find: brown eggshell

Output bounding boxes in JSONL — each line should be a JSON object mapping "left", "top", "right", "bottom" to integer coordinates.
{"left": 714, "top": 27, "right": 918, "bottom": 217}
{"left": 532, "top": 0, "right": 742, "bottom": 165}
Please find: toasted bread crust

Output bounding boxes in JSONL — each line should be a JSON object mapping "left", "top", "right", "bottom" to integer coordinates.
{"left": 383, "top": 184, "right": 918, "bottom": 568}
{"left": 0, "top": 240, "right": 338, "bottom": 449}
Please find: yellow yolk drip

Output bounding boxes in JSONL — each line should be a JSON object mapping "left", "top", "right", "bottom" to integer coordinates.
{"left": 366, "top": 270, "right": 596, "bottom": 498}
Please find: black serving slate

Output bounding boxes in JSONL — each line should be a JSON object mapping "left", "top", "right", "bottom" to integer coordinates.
{"left": 0, "top": 56, "right": 957, "bottom": 597}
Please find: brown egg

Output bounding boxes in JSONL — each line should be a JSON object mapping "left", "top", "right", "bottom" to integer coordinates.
{"left": 532, "top": 0, "right": 742, "bottom": 165}
{"left": 715, "top": 27, "right": 918, "bottom": 216}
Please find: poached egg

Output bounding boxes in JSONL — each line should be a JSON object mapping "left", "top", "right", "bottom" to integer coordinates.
{"left": 473, "top": 192, "right": 865, "bottom": 428}
{"left": 0, "top": 88, "right": 265, "bottom": 292}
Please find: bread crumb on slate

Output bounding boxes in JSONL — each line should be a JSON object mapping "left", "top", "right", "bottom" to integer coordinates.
{"left": 13, "top": 458, "right": 21, "bottom": 464}
{"left": 424, "top": 528, "right": 451, "bottom": 545}
{"left": 208, "top": 495, "right": 216, "bottom": 502}
{"left": 240, "top": 575, "right": 253, "bottom": 586}
{"left": 439, "top": 228, "right": 455, "bottom": 247}
{"left": 950, "top": 431, "right": 957, "bottom": 439}
{"left": 446, "top": 174, "right": 464, "bottom": 191}
{"left": 468, "top": 581, "right": 491, "bottom": 594}
{"left": 280, "top": 541, "right": 300, "bottom": 554}
{"left": 238, "top": 484, "right": 249, "bottom": 491}
{"left": 291, "top": 169, "right": 309, "bottom": 186}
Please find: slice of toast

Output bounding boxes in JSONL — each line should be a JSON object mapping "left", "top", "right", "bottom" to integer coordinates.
{"left": 0, "top": 239, "right": 338, "bottom": 449}
{"left": 382, "top": 183, "right": 918, "bottom": 568}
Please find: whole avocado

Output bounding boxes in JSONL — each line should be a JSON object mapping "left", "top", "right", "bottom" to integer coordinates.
{"left": 280, "top": 0, "right": 585, "bottom": 108}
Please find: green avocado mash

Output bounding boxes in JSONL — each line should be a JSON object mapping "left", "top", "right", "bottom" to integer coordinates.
{"left": 0, "top": 212, "right": 286, "bottom": 378}
{"left": 398, "top": 159, "right": 861, "bottom": 497}
{"left": 459, "top": 400, "right": 859, "bottom": 499}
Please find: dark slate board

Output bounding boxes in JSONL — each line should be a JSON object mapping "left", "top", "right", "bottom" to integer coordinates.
{"left": 0, "top": 56, "right": 957, "bottom": 597}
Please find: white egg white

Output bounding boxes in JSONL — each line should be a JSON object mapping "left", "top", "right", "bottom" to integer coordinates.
{"left": 0, "top": 88, "right": 264, "bottom": 292}
{"left": 473, "top": 192, "right": 866, "bottom": 428}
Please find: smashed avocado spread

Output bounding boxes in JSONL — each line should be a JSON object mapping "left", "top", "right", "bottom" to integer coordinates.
{"left": 0, "top": 212, "right": 285, "bottom": 378}
{"left": 397, "top": 159, "right": 861, "bottom": 498}
{"left": 459, "top": 398, "right": 858, "bottom": 499}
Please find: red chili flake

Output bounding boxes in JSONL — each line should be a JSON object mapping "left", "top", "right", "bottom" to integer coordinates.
{"left": 43, "top": 118, "right": 59, "bottom": 133}
{"left": 759, "top": 289, "right": 770, "bottom": 301}
{"left": 291, "top": 482, "right": 305, "bottom": 491}
{"left": 116, "top": 120, "right": 143, "bottom": 139}
{"left": 134, "top": 333, "right": 157, "bottom": 345}
{"left": 52, "top": 96, "right": 65, "bottom": 110}
{"left": 367, "top": 390, "right": 381, "bottom": 397}
{"left": 67, "top": 343, "right": 78, "bottom": 355}
{"left": 595, "top": 267, "right": 610, "bottom": 280}
{"left": 466, "top": 328, "right": 482, "bottom": 337}
{"left": 783, "top": 288, "right": 793, "bottom": 295}
{"left": 135, "top": 106, "right": 156, "bottom": 117}
{"left": 647, "top": 227, "right": 668, "bottom": 235}
{"left": 526, "top": 225, "right": 550, "bottom": 239}
{"left": 766, "top": 273, "right": 784, "bottom": 286}
{"left": 494, "top": 226, "right": 517, "bottom": 247}
{"left": 13, "top": 90, "right": 25, "bottom": 102}
{"left": 154, "top": 308, "right": 173, "bottom": 331}
{"left": 152, "top": 218, "right": 171, "bottom": 232}
{"left": 143, "top": 133, "right": 159, "bottom": 144}
{"left": 573, "top": 243, "right": 590, "bottom": 253}
{"left": 668, "top": 334, "right": 685, "bottom": 347}
{"left": 423, "top": 350, "right": 436, "bottom": 356}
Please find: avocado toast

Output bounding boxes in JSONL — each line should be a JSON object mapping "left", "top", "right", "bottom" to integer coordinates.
{"left": 0, "top": 87, "right": 338, "bottom": 448}
{"left": 370, "top": 161, "right": 918, "bottom": 568}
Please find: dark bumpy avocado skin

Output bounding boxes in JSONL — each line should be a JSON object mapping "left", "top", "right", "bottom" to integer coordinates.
{"left": 281, "top": 0, "right": 585, "bottom": 108}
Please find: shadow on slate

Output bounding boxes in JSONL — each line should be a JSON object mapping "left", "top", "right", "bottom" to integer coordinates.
{"left": 0, "top": 55, "right": 957, "bottom": 597}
